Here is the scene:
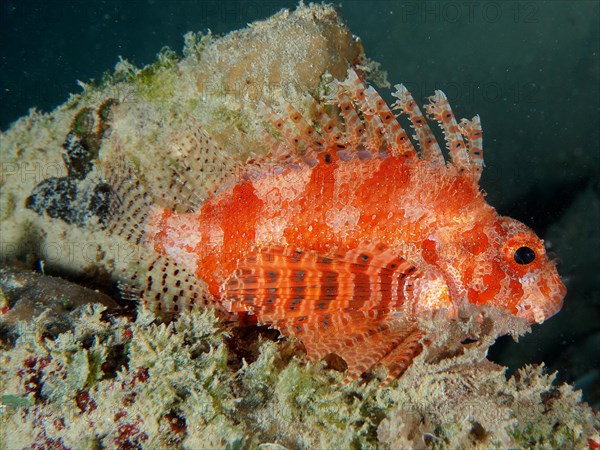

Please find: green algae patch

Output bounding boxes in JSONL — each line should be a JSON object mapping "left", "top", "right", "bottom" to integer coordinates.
{"left": 133, "top": 49, "right": 181, "bottom": 107}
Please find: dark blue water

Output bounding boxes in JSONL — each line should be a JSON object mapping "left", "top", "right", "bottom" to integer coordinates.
{"left": 2, "top": 0, "right": 599, "bottom": 406}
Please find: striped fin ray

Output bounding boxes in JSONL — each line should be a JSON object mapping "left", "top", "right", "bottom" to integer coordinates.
{"left": 271, "top": 309, "right": 392, "bottom": 359}
{"left": 282, "top": 102, "right": 327, "bottom": 152}
{"left": 222, "top": 242, "right": 427, "bottom": 379}
{"left": 256, "top": 68, "right": 484, "bottom": 185}
{"left": 391, "top": 84, "right": 445, "bottom": 165}
{"left": 102, "top": 147, "right": 215, "bottom": 317}
{"left": 222, "top": 242, "right": 421, "bottom": 323}
{"left": 159, "top": 122, "right": 245, "bottom": 212}
{"left": 261, "top": 93, "right": 355, "bottom": 165}
{"left": 379, "top": 328, "right": 424, "bottom": 383}
{"left": 424, "top": 90, "right": 476, "bottom": 175}
{"left": 257, "top": 68, "right": 423, "bottom": 171}
{"left": 307, "top": 96, "right": 345, "bottom": 145}
{"left": 103, "top": 147, "right": 153, "bottom": 245}
{"left": 334, "top": 317, "right": 419, "bottom": 379}
{"left": 339, "top": 69, "right": 417, "bottom": 158}
{"left": 346, "top": 88, "right": 388, "bottom": 157}
{"left": 259, "top": 102, "right": 320, "bottom": 166}
{"left": 272, "top": 310, "right": 420, "bottom": 378}
{"left": 361, "top": 87, "right": 399, "bottom": 157}
{"left": 273, "top": 309, "right": 423, "bottom": 381}
{"left": 459, "top": 115, "right": 484, "bottom": 182}
{"left": 341, "top": 324, "right": 422, "bottom": 381}
{"left": 336, "top": 89, "right": 368, "bottom": 148}
{"left": 385, "top": 81, "right": 485, "bottom": 181}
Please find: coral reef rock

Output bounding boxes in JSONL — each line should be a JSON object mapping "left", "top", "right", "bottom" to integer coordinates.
{"left": 0, "top": 267, "right": 118, "bottom": 345}
{"left": 0, "top": 304, "right": 597, "bottom": 449}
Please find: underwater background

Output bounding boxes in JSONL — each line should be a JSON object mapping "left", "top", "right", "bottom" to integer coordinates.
{"left": 1, "top": 0, "right": 599, "bottom": 408}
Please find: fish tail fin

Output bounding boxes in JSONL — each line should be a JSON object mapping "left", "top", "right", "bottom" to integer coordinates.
{"left": 118, "top": 251, "right": 214, "bottom": 318}
{"left": 102, "top": 146, "right": 214, "bottom": 317}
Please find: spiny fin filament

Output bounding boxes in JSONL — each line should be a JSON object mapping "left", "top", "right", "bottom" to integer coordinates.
{"left": 156, "top": 121, "right": 245, "bottom": 212}
{"left": 103, "top": 147, "right": 152, "bottom": 245}
{"left": 222, "top": 243, "right": 426, "bottom": 380}
{"left": 120, "top": 251, "right": 214, "bottom": 318}
{"left": 103, "top": 146, "right": 215, "bottom": 317}
{"left": 223, "top": 243, "right": 421, "bottom": 322}
{"left": 254, "top": 68, "right": 484, "bottom": 186}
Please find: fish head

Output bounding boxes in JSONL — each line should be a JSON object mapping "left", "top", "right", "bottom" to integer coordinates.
{"left": 430, "top": 215, "right": 566, "bottom": 324}
{"left": 490, "top": 217, "right": 566, "bottom": 323}
{"left": 466, "top": 217, "right": 564, "bottom": 323}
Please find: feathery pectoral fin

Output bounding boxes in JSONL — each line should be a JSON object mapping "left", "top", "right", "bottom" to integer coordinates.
{"left": 276, "top": 311, "right": 422, "bottom": 379}
{"left": 223, "top": 243, "right": 420, "bottom": 320}
{"left": 222, "top": 243, "right": 425, "bottom": 379}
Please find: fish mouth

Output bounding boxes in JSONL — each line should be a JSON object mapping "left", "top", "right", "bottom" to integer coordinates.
{"left": 516, "top": 280, "right": 566, "bottom": 324}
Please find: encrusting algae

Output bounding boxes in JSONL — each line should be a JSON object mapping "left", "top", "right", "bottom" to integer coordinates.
{"left": 0, "top": 3, "right": 598, "bottom": 449}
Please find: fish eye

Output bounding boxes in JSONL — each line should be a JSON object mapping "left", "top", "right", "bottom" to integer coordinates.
{"left": 514, "top": 246, "right": 536, "bottom": 265}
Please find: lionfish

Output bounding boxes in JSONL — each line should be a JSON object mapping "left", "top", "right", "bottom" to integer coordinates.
{"left": 105, "top": 69, "right": 565, "bottom": 381}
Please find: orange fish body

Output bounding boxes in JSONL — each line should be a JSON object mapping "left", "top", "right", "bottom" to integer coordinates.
{"left": 113, "top": 70, "right": 565, "bottom": 379}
